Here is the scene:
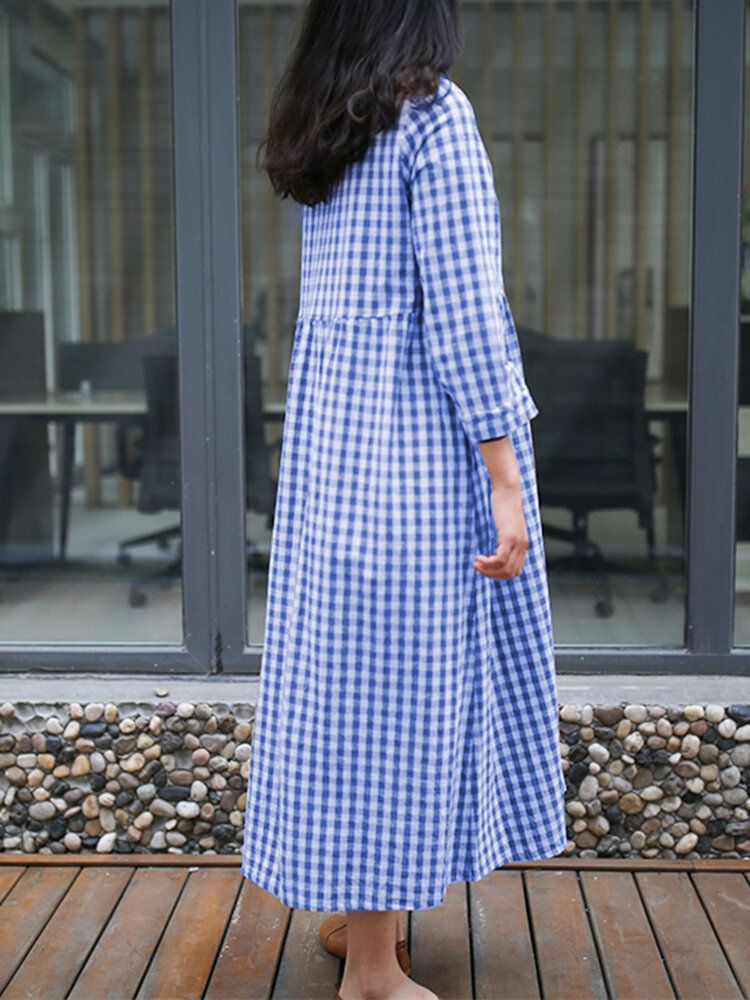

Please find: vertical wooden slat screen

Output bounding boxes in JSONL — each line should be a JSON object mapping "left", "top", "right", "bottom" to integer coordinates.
{"left": 605, "top": 0, "right": 619, "bottom": 342}
{"left": 73, "top": 10, "right": 93, "bottom": 351}
{"left": 479, "top": 1, "right": 494, "bottom": 142}
{"left": 543, "top": 0, "right": 557, "bottom": 338}
{"left": 105, "top": 10, "right": 131, "bottom": 505}
{"left": 634, "top": 0, "right": 652, "bottom": 353}
{"left": 106, "top": 10, "right": 124, "bottom": 347}
{"left": 666, "top": 0, "right": 686, "bottom": 326}
{"left": 262, "top": 5, "right": 281, "bottom": 395}
{"left": 290, "top": 3, "right": 305, "bottom": 371}
{"left": 511, "top": 0, "right": 525, "bottom": 318}
{"left": 73, "top": 10, "right": 103, "bottom": 509}
{"left": 574, "top": 0, "right": 588, "bottom": 340}
{"left": 240, "top": 7, "right": 253, "bottom": 337}
{"left": 138, "top": 8, "right": 156, "bottom": 336}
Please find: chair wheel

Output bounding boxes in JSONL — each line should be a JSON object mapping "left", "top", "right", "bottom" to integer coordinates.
{"left": 129, "top": 585, "right": 147, "bottom": 608}
{"left": 595, "top": 597, "right": 613, "bottom": 618}
{"left": 118, "top": 551, "right": 132, "bottom": 566}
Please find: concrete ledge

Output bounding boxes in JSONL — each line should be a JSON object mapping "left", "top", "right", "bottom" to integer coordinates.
{"left": 1, "top": 672, "right": 750, "bottom": 706}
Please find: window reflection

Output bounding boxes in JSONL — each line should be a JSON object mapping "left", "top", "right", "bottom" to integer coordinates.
{"left": 241, "top": 0, "right": 693, "bottom": 648}
{"left": 0, "top": 1, "right": 180, "bottom": 642}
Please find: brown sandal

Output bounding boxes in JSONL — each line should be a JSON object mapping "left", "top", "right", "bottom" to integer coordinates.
{"left": 319, "top": 913, "right": 411, "bottom": 975}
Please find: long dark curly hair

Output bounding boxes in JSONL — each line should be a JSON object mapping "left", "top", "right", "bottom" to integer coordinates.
{"left": 258, "top": 0, "right": 462, "bottom": 207}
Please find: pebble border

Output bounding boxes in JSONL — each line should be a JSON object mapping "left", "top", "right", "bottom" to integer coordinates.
{"left": 1, "top": 699, "right": 749, "bottom": 858}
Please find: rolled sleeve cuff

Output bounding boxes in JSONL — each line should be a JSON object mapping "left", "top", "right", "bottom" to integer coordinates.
{"left": 457, "top": 365, "right": 540, "bottom": 444}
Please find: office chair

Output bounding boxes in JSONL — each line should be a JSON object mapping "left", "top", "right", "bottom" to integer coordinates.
{"left": 521, "top": 337, "right": 664, "bottom": 618}
{"left": 120, "top": 349, "right": 280, "bottom": 606}
{"left": 244, "top": 350, "right": 282, "bottom": 575}
{"left": 117, "top": 353, "right": 181, "bottom": 607}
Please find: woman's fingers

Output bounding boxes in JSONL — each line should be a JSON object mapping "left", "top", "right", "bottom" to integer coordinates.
{"left": 473, "top": 537, "right": 527, "bottom": 578}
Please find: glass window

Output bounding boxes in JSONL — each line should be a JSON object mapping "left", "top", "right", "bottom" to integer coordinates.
{"left": 0, "top": 1, "right": 181, "bottom": 642}
{"left": 240, "top": 0, "right": 694, "bottom": 649}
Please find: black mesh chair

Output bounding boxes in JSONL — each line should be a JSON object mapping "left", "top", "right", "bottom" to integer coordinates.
{"left": 521, "top": 336, "right": 665, "bottom": 618}
{"left": 244, "top": 350, "right": 282, "bottom": 575}
{"left": 117, "top": 353, "right": 181, "bottom": 607}
{"left": 120, "top": 349, "right": 281, "bottom": 606}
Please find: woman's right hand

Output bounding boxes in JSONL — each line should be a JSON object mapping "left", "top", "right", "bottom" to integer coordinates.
{"left": 474, "top": 436, "right": 529, "bottom": 579}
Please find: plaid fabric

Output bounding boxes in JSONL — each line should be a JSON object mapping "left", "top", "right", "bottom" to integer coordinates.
{"left": 240, "top": 72, "right": 567, "bottom": 911}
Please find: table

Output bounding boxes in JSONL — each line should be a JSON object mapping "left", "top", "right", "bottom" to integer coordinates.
{"left": 0, "top": 389, "right": 287, "bottom": 562}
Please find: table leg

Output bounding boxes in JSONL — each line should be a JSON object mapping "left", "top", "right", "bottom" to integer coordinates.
{"left": 59, "top": 421, "right": 75, "bottom": 562}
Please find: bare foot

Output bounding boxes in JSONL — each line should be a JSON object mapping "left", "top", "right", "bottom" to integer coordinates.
{"left": 337, "top": 968, "right": 438, "bottom": 1000}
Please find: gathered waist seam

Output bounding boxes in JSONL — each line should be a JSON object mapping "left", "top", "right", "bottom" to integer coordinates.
{"left": 297, "top": 305, "right": 422, "bottom": 322}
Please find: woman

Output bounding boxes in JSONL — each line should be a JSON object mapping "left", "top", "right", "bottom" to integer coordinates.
{"left": 240, "top": 2, "right": 568, "bottom": 998}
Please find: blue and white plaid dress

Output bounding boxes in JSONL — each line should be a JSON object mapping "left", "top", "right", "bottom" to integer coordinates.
{"left": 241, "top": 71, "right": 568, "bottom": 911}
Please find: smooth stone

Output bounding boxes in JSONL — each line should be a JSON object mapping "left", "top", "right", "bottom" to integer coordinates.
{"left": 560, "top": 705, "right": 581, "bottom": 723}
{"left": 71, "top": 755, "right": 91, "bottom": 777}
{"left": 29, "top": 801, "right": 57, "bottom": 821}
{"left": 151, "top": 799, "right": 176, "bottom": 818}
{"left": 620, "top": 793, "right": 644, "bottom": 815}
{"left": 640, "top": 785, "right": 664, "bottom": 801}
{"left": 624, "top": 704, "right": 648, "bottom": 724}
{"left": 683, "top": 705, "right": 705, "bottom": 721}
{"left": 96, "top": 832, "right": 117, "bottom": 853}
{"left": 675, "top": 832, "right": 699, "bottom": 855}
{"left": 718, "top": 719, "right": 737, "bottom": 738}
{"left": 721, "top": 766, "right": 741, "bottom": 788}
{"left": 121, "top": 753, "right": 145, "bottom": 773}
{"left": 681, "top": 734, "right": 701, "bottom": 758}
{"left": 64, "top": 832, "right": 81, "bottom": 851}
{"left": 191, "top": 781, "right": 208, "bottom": 802}
{"left": 176, "top": 801, "right": 200, "bottom": 819}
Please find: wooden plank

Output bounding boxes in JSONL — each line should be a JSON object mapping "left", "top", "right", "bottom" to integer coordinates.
{"left": 0, "top": 867, "right": 25, "bottom": 906}
{"left": 205, "top": 882, "right": 290, "bottom": 1000}
{"left": 410, "top": 882, "right": 472, "bottom": 1000}
{"left": 689, "top": 872, "right": 750, "bottom": 997}
{"left": 135, "top": 868, "right": 240, "bottom": 1000}
{"left": 470, "top": 869, "right": 540, "bottom": 999}
{"left": 525, "top": 869, "right": 607, "bottom": 999}
{"left": 272, "top": 908, "right": 341, "bottom": 1000}
{"left": 636, "top": 870, "right": 743, "bottom": 999}
{"left": 1, "top": 866, "right": 132, "bottom": 1000}
{"left": 68, "top": 867, "right": 188, "bottom": 1000}
{"left": 0, "top": 866, "right": 79, "bottom": 995}
{"left": 580, "top": 870, "right": 674, "bottom": 999}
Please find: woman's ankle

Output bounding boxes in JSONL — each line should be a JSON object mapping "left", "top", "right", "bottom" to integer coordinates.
{"left": 338, "top": 963, "right": 408, "bottom": 999}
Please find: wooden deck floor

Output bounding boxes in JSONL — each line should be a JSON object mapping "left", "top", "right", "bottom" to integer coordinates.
{"left": 0, "top": 855, "right": 748, "bottom": 1000}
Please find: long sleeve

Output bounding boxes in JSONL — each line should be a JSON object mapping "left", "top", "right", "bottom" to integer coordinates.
{"left": 407, "top": 93, "right": 539, "bottom": 444}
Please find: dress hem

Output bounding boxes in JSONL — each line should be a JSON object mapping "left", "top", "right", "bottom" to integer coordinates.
{"left": 239, "top": 829, "right": 569, "bottom": 913}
